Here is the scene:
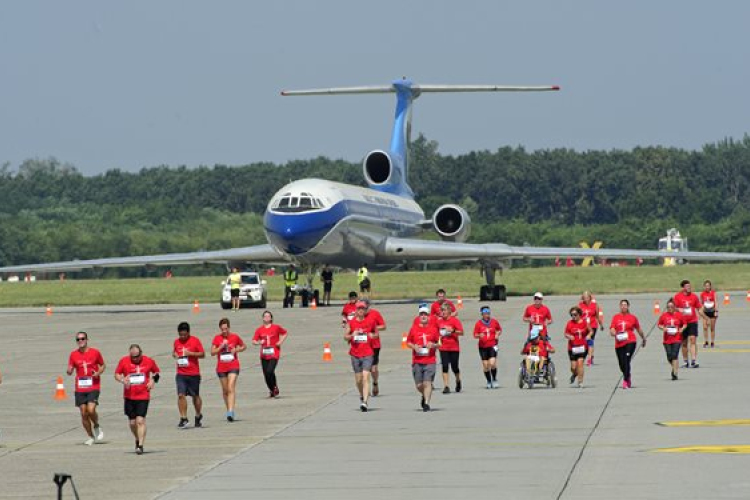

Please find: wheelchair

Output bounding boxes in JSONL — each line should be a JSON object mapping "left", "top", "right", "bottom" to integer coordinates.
{"left": 518, "top": 355, "right": 557, "bottom": 389}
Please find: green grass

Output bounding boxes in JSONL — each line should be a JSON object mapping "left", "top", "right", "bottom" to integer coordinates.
{"left": 2, "top": 263, "right": 750, "bottom": 307}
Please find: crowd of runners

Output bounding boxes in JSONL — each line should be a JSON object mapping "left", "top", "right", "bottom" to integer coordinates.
{"left": 58, "top": 278, "right": 719, "bottom": 451}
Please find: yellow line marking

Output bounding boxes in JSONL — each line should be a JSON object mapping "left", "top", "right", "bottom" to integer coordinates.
{"left": 712, "top": 341, "right": 750, "bottom": 345}
{"left": 653, "top": 445, "right": 750, "bottom": 454}
{"left": 701, "top": 349, "right": 750, "bottom": 353}
{"left": 656, "top": 419, "right": 750, "bottom": 427}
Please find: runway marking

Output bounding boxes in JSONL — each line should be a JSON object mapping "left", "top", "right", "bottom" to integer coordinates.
{"left": 701, "top": 349, "right": 750, "bottom": 353}
{"left": 711, "top": 341, "right": 750, "bottom": 345}
{"left": 653, "top": 445, "right": 750, "bottom": 454}
{"left": 656, "top": 419, "right": 750, "bottom": 427}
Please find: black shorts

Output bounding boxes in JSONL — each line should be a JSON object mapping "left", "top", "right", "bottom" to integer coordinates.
{"left": 75, "top": 390, "right": 100, "bottom": 407}
{"left": 176, "top": 374, "right": 201, "bottom": 397}
{"left": 568, "top": 348, "right": 588, "bottom": 361}
{"left": 478, "top": 346, "right": 497, "bottom": 361}
{"left": 230, "top": 288, "right": 240, "bottom": 298}
{"left": 664, "top": 342, "right": 681, "bottom": 362}
{"left": 324, "top": 282, "right": 333, "bottom": 293}
{"left": 217, "top": 369, "right": 240, "bottom": 378}
{"left": 704, "top": 310, "right": 716, "bottom": 319}
{"left": 360, "top": 283, "right": 371, "bottom": 292}
{"left": 124, "top": 399, "right": 150, "bottom": 419}
{"left": 683, "top": 323, "right": 699, "bottom": 337}
{"left": 372, "top": 347, "right": 381, "bottom": 366}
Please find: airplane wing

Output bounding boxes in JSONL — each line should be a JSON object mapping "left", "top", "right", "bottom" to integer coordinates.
{"left": 0, "top": 244, "right": 285, "bottom": 274}
{"left": 382, "top": 238, "right": 750, "bottom": 262}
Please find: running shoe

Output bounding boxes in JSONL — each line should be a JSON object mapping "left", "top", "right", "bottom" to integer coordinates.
{"left": 94, "top": 425, "right": 104, "bottom": 442}
{"left": 486, "top": 382, "right": 492, "bottom": 390}
{"left": 194, "top": 414, "right": 203, "bottom": 428}
{"left": 421, "top": 395, "right": 425, "bottom": 407}
{"left": 423, "top": 403, "right": 431, "bottom": 412}
{"left": 455, "top": 381, "right": 462, "bottom": 393}
{"left": 84, "top": 437, "right": 94, "bottom": 446}
{"left": 585, "top": 358, "right": 592, "bottom": 367}
{"left": 683, "top": 361, "right": 690, "bottom": 368}
{"left": 136, "top": 445, "right": 144, "bottom": 455}
{"left": 178, "top": 418, "right": 189, "bottom": 429}
{"left": 691, "top": 361, "right": 699, "bottom": 368}
{"left": 671, "top": 372, "right": 678, "bottom": 381}
{"left": 622, "top": 381, "right": 628, "bottom": 389}
{"left": 273, "top": 386, "right": 280, "bottom": 397}
{"left": 703, "top": 341, "right": 709, "bottom": 348}
{"left": 372, "top": 383, "right": 379, "bottom": 397}
{"left": 226, "top": 411, "right": 235, "bottom": 422}
{"left": 577, "top": 381, "right": 583, "bottom": 389}
{"left": 570, "top": 373, "right": 576, "bottom": 384}
{"left": 442, "top": 387, "right": 450, "bottom": 394}
{"left": 491, "top": 381, "right": 499, "bottom": 389}
{"left": 360, "top": 402, "right": 368, "bottom": 412}
{"left": 711, "top": 342, "right": 715, "bottom": 348}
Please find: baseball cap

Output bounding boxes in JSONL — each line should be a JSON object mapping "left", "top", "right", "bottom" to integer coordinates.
{"left": 355, "top": 301, "right": 367, "bottom": 309}
{"left": 418, "top": 303, "right": 430, "bottom": 314}
{"left": 533, "top": 292, "right": 544, "bottom": 299}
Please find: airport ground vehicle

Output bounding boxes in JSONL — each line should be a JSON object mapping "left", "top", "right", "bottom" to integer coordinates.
{"left": 221, "top": 271, "right": 267, "bottom": 309}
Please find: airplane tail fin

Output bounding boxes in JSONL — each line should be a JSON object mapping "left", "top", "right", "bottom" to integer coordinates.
{"left": 282, "top": 81, "right": 559, "bottom": 198}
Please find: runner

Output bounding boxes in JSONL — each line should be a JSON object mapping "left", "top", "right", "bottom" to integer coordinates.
{"left": 363, "top": 299, "right": 386, "bottom": 396}
{"left": 564, "top": 307, "right": 592, "bottom": 388}
{"left": 211, "top": 317, "right": 247, "bottom": 421}
{"left": 341, "top": 291, "right": 358, "bottom": 326}
{"left": 431, "top": 289, "right": 457, "bottom": 318}
{"left": 437, "top": 303, "right": 464, "bottom": 393}
{"left": 172, "top": 321, "right": 205, "bottom": 429}
{"left": 700, "top": 279, "right": 718, "bottom": 348}
{"left": 406, "top": 304, "right": 440, "bottom": 411}
{"left": 673, "top": 280, "right": 704, "bottom": 368}
{"left": 344, "top": 300, "right": 378, "bottom": 412}
{"left": 579, "top": 291, "right": 604, "bottom": 366}
{"left": 67, "top": 332, "right": 106, "bottom": 445}
{"left": 251, "top": 311, "right": 288, "bottom": 398}
{"left": 523, "top": 292, "right": 553, "bottom": 338}
{"left": 609, "top": 299, "right": 646, "bottom": 389}
{"left": 114, "top": 344, "right": 160, "bottom": 455}
{"left": 473, "top": 306, "right": 502, "bottom": 389}
{"left": 657, "top": 300, "right": 685, "bottom": 381}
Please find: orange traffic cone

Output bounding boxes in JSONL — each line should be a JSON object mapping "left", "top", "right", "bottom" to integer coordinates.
{"left": 311, "top": 298, "right": 317, "bottom": 309}
{"left": 653, "top": 300, "right": 660, "bottom": 316}
{"left": 192, "top": 300, "right": 200, "bottom": 313}
{"left": 401, "top": 333, "right": 408, "bottom": 350}
{"left": 724, "top": 293, "right": 730, "bottom": 305}
{"left": 322, "top": 342, "right": 332, "bottom": 362}
{"left": 456, "top": 295, "right": 464, "bottom": 310}
{"left": 46, "top": 305, "right": 53, "bottom": 316}
{"left": 54, "top": 376, "right": 67, "bottom": 400}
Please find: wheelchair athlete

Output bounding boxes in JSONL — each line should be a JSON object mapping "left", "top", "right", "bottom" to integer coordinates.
{"left": 521, "top": 330, "right": 556, "bottom": 376}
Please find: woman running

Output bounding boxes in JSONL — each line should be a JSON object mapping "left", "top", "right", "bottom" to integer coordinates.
{"left": 211, "top": 317, "right": 246, "bottom": 421}
{"left": 658, "top": 300, "right": 685, "bottom": 380}
{"left": 609, "top": 299, "right": 646, "bottom": 389}
{"left": 700, "top": 280, "right": 718, "bottom": 348}
{"left": 252, "top": 311, "right": 288, "bottom": 398}
{"left": 564, "top": 306, "right": 592, "bottom": 388}
{"left": 473, "top": 306, "right": 502, "bottom": 389}
{"left": 437, "top": 303, "right": 464, "bottom": 394}
{"left": 579, "top": 291, "right": 604, "bottom": 366}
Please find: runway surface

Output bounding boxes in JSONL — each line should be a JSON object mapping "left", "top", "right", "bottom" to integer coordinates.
{"left": 0, "top": 292, "right": 748, "bottom": 499}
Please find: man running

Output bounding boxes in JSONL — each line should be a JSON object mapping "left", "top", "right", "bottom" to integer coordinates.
{"left": 173, "top": 321, "right": 205, "bottom": 429}
{"left": 114, "top": 344, "right": 160, "bottom": 455}
{"left": 407, "top": 304, "right": 440, "bottom": 411}
{"left": 673, "top": 280, "right": 704, "bottom": 368}
{"left": 344, "top": 300, "right": 378, "bottom": 411}
{"left": 523, "top": 292, "right": 553, "bottom": 339}
{"left": 431, "top": 289, "right": 457, "bottom": 318}
{"left": 473, "top": 306, "right": 502, "bottom": 389}
{"left": 67, "top": 331, "right": 106, "bottom": 445}
{"left": 341, "top": 291, "right": 358, "bottom": 326}
{"left": 363, "top": 299, "right": 386, "bottom": 396}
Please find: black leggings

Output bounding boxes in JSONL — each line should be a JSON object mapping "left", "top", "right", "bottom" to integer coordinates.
{"left": 440, "top": 351, "right": 460, "bottom": 374}
{"left": 261, "top": 358, "right": 278, "bottom": 391}
{"left": 615, "top": 343, "right": 637, "bottom": 382}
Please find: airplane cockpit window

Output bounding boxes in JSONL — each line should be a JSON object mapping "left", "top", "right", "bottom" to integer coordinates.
{"left": 272, "top": 192, "right": 325, "bottom": 213}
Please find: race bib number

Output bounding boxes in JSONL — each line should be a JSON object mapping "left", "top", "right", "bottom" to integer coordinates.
{"left": 616, "top": 332, "right": 629, "bottom": 342}
{"left": 219, "top": 353, "right": 235, "bottom": 363}
{"left": 493, "top": 345, "right": 499, "bottom": 353}
{"left": 347, "top": 314, "right": 355, "bottom": 320}
{"left": 666, "top": 327, "right": 678, "bottom": 335}
{"left": 704, "top": 301, "right": 714, "bottom": 310}
{"left": 129, "top": 373, "right": 146, "bottom": 385}
{"left": 77, "top": 377, "right": 93, "bottom": 388}
{"left": 262, "top": 347, "right": 276, "bottom": 356}
{"left": 440, "top": 328, "right": 451, "bottom": 337}
{"left": 415, "top": 347, "right": 430, "bottom": 356}
{"left": 571, "top": 346, "right": 586, "bottom": 354}
{"left": 177, "top": 357, "right": 189, "bottom": 367}
{"left": 682, "top": 307, "right": 692, "bottom": 315}
{"left": 527, "top": 354, "right": 540, "bottom": 363}
{"left": 530, "top": 325, "right": 542, "bottom": 335}
{"left": 353, "top": 334, "right": 368, "bottom": 343}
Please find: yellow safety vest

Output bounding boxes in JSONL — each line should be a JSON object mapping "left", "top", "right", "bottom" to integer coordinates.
{"left": 284, "top": 269, "right": 298, "bottom": 287}
{"left": 357, "top": 267, "right": 369, "bottom": 284}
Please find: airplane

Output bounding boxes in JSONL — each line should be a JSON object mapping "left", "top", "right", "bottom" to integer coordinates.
{"left": 3, "top": 78, "right": 750, "bottom": 301}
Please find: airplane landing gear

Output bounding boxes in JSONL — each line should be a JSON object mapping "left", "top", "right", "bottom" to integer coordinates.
{"left": 480, "top": 262, "right": 507, "bottom": 301}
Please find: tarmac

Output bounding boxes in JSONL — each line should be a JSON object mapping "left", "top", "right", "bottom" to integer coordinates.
{"left": 1, "top": 292, "right": 749, "bottom": 499}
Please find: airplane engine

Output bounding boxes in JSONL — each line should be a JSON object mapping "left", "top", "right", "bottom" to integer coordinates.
{"left": 363, "top": 150, "right": 402, "bottom": 187}
{"left": 432, "top": 204, "right": 471, "bottom": 242}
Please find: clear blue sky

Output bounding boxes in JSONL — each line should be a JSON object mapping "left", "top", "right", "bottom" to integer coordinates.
{"left": 1, "top": 1, "right": 748, "bottom": 175}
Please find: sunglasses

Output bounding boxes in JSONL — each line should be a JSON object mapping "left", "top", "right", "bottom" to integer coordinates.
{"left": 570, "top": 313, "right": 579, "bottom": 317}
{"left": 76, "top": 338, "right": 86, "bottom": 342}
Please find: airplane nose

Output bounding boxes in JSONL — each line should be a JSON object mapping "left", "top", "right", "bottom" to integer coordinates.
{"left": 264, "top": 212, "right": 328, "bottom": 255}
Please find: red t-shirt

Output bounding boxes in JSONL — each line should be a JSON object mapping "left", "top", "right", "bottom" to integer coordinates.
{"left": 578, "top": 301, "right": 600, "bottom": 329}
{"left": 253, "top": 324, "right": 287, "bottom": 360}
{"left": 407, "top": 322, "right": 440, "bottom": 365}
{"left": 366, "top": 309, "right": 386, "bottom": 349}
{"left": 523, "top": 305, "right": 552, "bottom": 336}
{"left": 347, "top": 317, "right": 376, "bottom": 358}
{"left": 341, "top": 302, "right": 357, "bottom": 321}
{"left": 437, "top": 316, "right": 463, "bottom": 352}
{"left": 212, "top": 333, "right": 245, "bottom": 373}
{"left": 609, "top": 313, "right": 640, "bottom": 348}
{"left": 68, "top": 348, "right": 105, "bottom": 393}
{"left": 431, "top": 299, "right": 456, "bottom": 318}
{"left": 173, "top": 336, "right": 204, "bottom": 376}
{"left": 115, "top": 355, "right": 160, "bottom": 401}
{"left": 473, "top": 318, "right": 502, "bottom": 348}
{"left": 658, "top": 312, "right": 684, "bottom": 344}
{"left": 522, "top": 340, "right": 550, "bottom": 358}
{"left": 673, "top": 292, "right": 702, "bottom": 324}
{"left": 700, "top": 290, "right": 717, "bottom": 312}
{"left": 565, "top": 319, "right": 590, "bottom": 350}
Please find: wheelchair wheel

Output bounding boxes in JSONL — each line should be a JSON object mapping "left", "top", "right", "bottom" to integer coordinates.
{"left": 548, "top": 361, "right": 557, "bottom": 388}
{"left": 518, "top": 369, "right": 524, "bottom": 389}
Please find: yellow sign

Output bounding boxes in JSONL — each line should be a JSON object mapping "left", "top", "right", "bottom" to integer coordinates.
{"left": 656, "top": 419, "right": 750, "bottom": 427}
{"left": 653, "top": 445, "right": 750, "bottom": 454}
{"left": 579, "top": 241, "right": 602, "bottom": 267}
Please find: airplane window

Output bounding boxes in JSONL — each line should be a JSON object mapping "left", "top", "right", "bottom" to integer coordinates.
{"left": 279, "top": 197, "right": 290, "bottom": 208}
{"left": 290, "top": 197, "right": 299, "bottom": 207}
{"left": 299, "top": 197, "right": 313, "bottom": 208}
{"left": 271, "top": 193, "right": 324, "bottom": 213}
{"left": 316, "top": 198, "right": 325, "bottom": 208}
